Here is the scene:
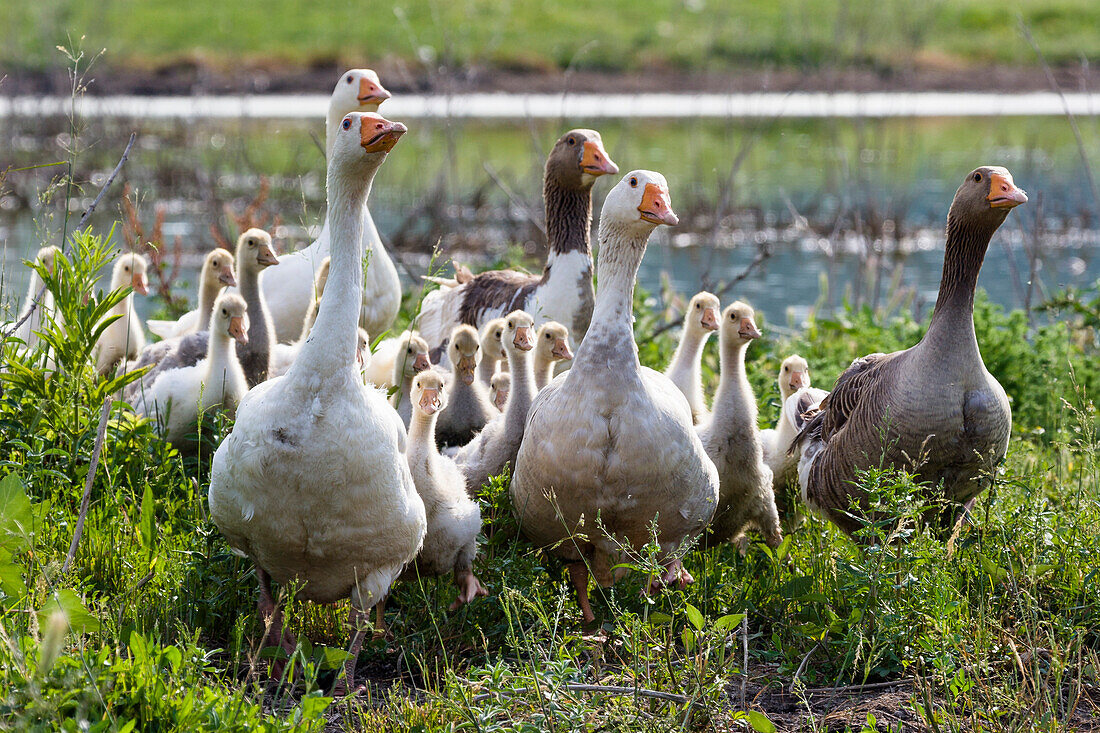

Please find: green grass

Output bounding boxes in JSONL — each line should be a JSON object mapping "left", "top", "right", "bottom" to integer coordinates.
{"left": 0, "top": 218, "right": 1097, "bottom": 729}
{"left": 2, "top": 0, "right": 1100, "bottom": 76}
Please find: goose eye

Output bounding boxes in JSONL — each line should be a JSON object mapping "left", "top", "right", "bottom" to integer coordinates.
{"left": 974, "top": 172, "right": 982, "bottom": 182}
{"left": 567, "top": 137, "right": 575, "bottom": 145}
{"left": 695, "top": 303, "right": 701, "bottom": 309}
{"left": 342, "top": 118, "right": 352, "bottom": 130}
{"left": 629, "top": 177, "right": 638, "bottom": 188}
{"left": 221, "top": 308, "right": 227, "bottom": 315}
{"left": 783, "top": 366, "right": 789, "bottom": 372}
{"left": 346, "top": 75, "right": 353, "bottom": 84}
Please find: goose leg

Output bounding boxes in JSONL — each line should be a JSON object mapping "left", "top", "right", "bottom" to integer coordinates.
{"left": 256, "top": 567, "right": 296, "bottom": 680}
{"left": 648, "top": 559, "right": 694, "bottom": 594}
{"left": 450, "top": 568, "right": 488, "bottom": 610}
{"left": 567, "top": 562, "right": 596, "bottom": 624}
{"left": 335, "top": 605, "right": 369, "bottom": 697}
{"left": 373, "top": 597, "right": 392, "bottom": 641}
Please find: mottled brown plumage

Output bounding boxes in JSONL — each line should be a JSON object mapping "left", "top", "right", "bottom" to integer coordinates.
{"left": 795, "top": 166, "right": 1027, "bottom": 535}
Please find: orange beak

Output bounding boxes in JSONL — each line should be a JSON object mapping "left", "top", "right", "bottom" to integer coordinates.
{"left": 458, "top": 356, "right": 477, "bottom": 385}
{"left": 789, "top": 370, "right": 808, "bottom": 391}
{"left": 131, "top": 272, "right": 149, "bottom": 296}
{"left": 412, "top": 353, "right": 431, "bottom": 373}
{"left": 551, "top": 338, "right": 573, "bottom": 361}
{"left": 738, "top": 317, "right": 761, "bottom": 340}
{"left": 256, "top": 245, "right": 280, "bottom": 267}
{"left": 229, "top": 315, "right": 249, "bottom": 344}
{"left": 360, "top": 116, "right": 407, "bottom": 153}
{"left": 358, "top": 77, "right": 391, "bottom": 106}
{"left": 701, "top": 307, "right": 719, "bottom": 331}
{"left": 418, "top": 387, "right": 442, "bottom": 415}
{"left": 513, "top": 326, "right": 535, "bottom": 351}
{"left": 580, "top": 140, "right": 619, "bottom": 176}
{"left": 638, "top": 183, "right": 678, "bottom": 226}
{"left": 218, "top": 265, "right": 237, "bottom": 287}
{"left": 987, "top": 172, "right": 1028, "bottom": 209}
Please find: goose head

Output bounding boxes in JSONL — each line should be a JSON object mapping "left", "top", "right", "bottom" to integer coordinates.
{"left": 395, "top": 332, "right": 432, "bottom": 380}
{"left": 35, "top": 246, "right": 61, "bottom": 275}
{"left": 685, "top": 291, "right": 720, "bottom": 335}
{"left": 356, "top": 328, "right": 371, "bottom": 369}
{"left": 490, "top": 372, "right": 511, "bottom": 411}
{"left": 480, "top": 318, "right": 507, "bottom": 361}
{"left": 448, "top": 325, "right": 480, "bottom": 385}
{"left": 213, "top": 293, "right": 250, "bottom": 345}
{"left": 949, "top": 166, "right": 1027, "bottom": 232}
{"left": 547, "top": 129, "right": 618, "bottom": 189}
{"left": 237, "top": 228, "right": 280, "bottom": 271}
{"left": 721, "top": 301, "right": 761, "bottom": 347}
{"left": 203, "top": 249, "right": 237, "bottom": 288}
{"left": 412, "top": 370, "right": 447, "bottom": 417}
{"left": 600, "top": 170, "right": 678, "bottom": 241}
{"left": 113, "top": 253, "right": 149, "bottom": 296}
{"left": 331, "top": 112, "right": 407, "bottom": 179}
{"left": 535, "top": 321, "right": 573, "bottom": 364}
{"left": 777, "top": 354, "right": 811, "bottom": 399}
{"left": 503, "top": 311, "right": 536, "bottom": 354}
{"left": 331, "top": 69, "right": 391, "bottom": 115}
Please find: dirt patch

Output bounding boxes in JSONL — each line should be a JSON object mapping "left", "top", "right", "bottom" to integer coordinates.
{"left": 2, "top": 60, "right": 1099, "bottom": 97}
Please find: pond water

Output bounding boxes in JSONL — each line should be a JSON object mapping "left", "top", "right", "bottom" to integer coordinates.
{"left": 1, "top": 95, "right": 1098, "bottom": 328}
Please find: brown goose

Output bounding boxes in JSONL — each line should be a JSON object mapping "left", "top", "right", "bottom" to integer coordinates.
{"left": 795, "top": 166, "right": 1027, "bottom": 534}
{"left": 417, "top": 129, "right": 618, "bottom": 362}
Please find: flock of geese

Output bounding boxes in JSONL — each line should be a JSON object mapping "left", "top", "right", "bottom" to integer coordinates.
{"left": 12, "top": 68, "right": 1028, "bottom": 692}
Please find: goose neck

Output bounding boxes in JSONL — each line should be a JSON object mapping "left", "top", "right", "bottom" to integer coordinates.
{"left": 924, "top": 214, "right": 998, "bottom": 353}
{"left": 293, "top": 165, "right": 374, "bottom": 374}
{"left": 576, "top": 221, "right": 650, "bottom": 369}
{"left": 712, "top": 340, "right": 753, "bottom": 422}
{"left": 477, "top": 355, "right": 499, "bottom": 385}
{"left": 407, "top": 409, "right": 437, "bottom": 450}
{"left": 197, "top": 276, "right": 221, "bottom": 331}
{"left": 504, "top": 348, "right": 535, "bottom": 425}
{"left": 669, "top": 327, "right": 708, "bottom": 377}
{"left": 543, "top": 176, "right": 593, "bottom": 263}
{"left": 204, "top": 330, "right": 236, "bottom": 377}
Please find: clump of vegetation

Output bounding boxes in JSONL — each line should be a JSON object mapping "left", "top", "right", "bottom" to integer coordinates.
{"left": 0, "top": 220, "right": 1096, "bottom": 729}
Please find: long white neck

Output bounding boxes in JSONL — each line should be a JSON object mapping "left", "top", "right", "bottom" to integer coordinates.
{"left": 292, "top": 159, "right": 375, "bottom": 376}
{"left": 666, "top": 325, "right": 709, "bottom": 408}
{"left": 197, "top": 274, "right": 221, "bottom": 331}
{"left": 203, "top": 329, "right": 238, "bottom": 386}
{"left": 407, "top": 408, "right": 438, "bottom": 466}
{"left": 710, "top": 338, "right": 756, "bottom": 429}
{"left": 504, "top": 346, "right": 535, "bottom": 434}
{"left": 574, "top": 220, "right": 650, "bottom": 373}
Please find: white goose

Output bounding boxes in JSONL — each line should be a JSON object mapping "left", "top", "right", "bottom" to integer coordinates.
{"left": 208, "top": 112, "right": 425, "bottom": 694}
{"left": 476, "top": 318, "right": 507, "bottom": 387}
{"left": 532, "top": 321, "right": 573, "bottom": 390}
{"left": 134, "top": 292, "right": 249, "bottom": 448}
{"left": 511, "top": 171, "right": 719, "bottom": 623}
{"left": 12, "top": 246, "right": 61, "bottom": 352}
{"left": 490, "top": 371, "right": 510, "bottom": 411}
{"left": 389, "top": 332, "right": 432, "bottom": 427}
{"left": 146, "top": 249, "right": 237, "bottom": 339}
{"left": 696, "top": 302, "right": 781, "bottom": 548}
{"left": 94, "top": 253, "right": 150, "bottom": 375}
{"left": 264, "top": 69, "right": 399, "bottom": 342}
{"left": 663, "top": 291, "right": 719, "bottom": 424}
{"left": 760, "top": 355, "right": 829, "bottom": 515}
{"left": 455, "top": 310, "right": 535, "bottom": 495}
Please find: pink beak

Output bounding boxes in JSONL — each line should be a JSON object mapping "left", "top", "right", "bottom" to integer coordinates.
{"left": 256, "top": 245, "right": 280, "bottom": 267}
{"left": 552, "top": 338, "right": 574, "bottom": 361}
{"left": 229, "top": 316, "right": 249, "bottom": 344}
{"left": 418, "top": 388, "right": 442, "bottom": 415}
{"left": 458, "top": 356, "right": 477, "bottom": 385}
{"left": 412, "top": 353, "right": 431, "bottom": 373}
{"left": 513, "top": 326, "right": 535, "bottom": 351}
{"left": 738, "top": 318, "right": 762, "bottom": 340}
{"left": 789, "top": 370, "right": 808, "bottom": 391}
{"left": 131, "top": 273, "right": 149, "bottom": 296}
{"left": 701, "top": 307, "right": 719, "bottom": 331}
{"left": 219, "top": 267, "right": 237, "bottom": 287}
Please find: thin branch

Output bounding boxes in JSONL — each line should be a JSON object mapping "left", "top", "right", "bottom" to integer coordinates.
{"left": 3, "top": 133, "right": 137, "bottom": 341}
{"left": 640, "top": 243, "right": 772, "bottom": 343}
{"left": 62, "top": 399, "right": 112, "bottom": 574}
{"left": 471, "top": 683, "right": 696, "bottom": 707}
{"left": 482, "top": 162, "right": 546, "bottom": 237}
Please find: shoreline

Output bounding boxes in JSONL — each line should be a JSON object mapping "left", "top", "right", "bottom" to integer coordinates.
{"left": 2, "top": 62, "right": 1098, "bottom": 98}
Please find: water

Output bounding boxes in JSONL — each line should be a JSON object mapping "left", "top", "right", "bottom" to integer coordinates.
{"left": 1, "top": 95, "right": 1098, "bottom": 327}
